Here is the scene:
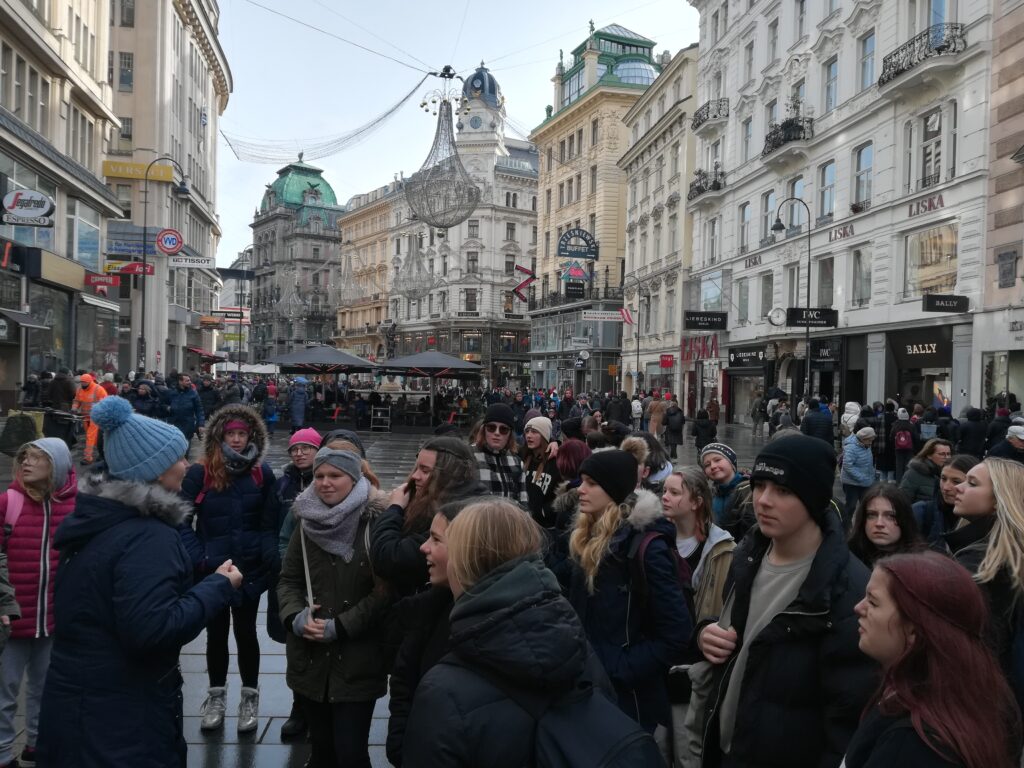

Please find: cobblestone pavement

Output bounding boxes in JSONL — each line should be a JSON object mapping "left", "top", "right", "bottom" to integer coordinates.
{"left": 0, "top": 418, "right": 837, "bottom": 766}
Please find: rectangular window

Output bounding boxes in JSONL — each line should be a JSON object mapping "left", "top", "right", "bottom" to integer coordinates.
{"left": 761, "top": 272, "right": 774, "bottom": 316}
{"left": 738, "top": 278, "right": 749, "bottom": 323}
{"left": 739, "top": 202, "right": 751, "bottom": 252}
{"left": 819, "top": 160, "right": 836, "bottom": 216}
{"left": 855, "top": 143, "right": 873, "bottom": 203}
{"left": 817, "top": 257, "right": 834, "bottom": 307}
{"left": 905, "top": 222, "right": 958, "bottom": 297}
{"left": 468, "top": 219, "right": 479, "bottom": 239}
{"left": 505, "top": 222, "right": 516, "bottom": 241}
{"left": 859, "top": 31, "right": 875, "bottom": 91}
{"left": 121, "top": 0, "right": 135, "bottom": 26}
{"left": 742, "top": 118, "right": 752, "bottom": 162}
{"left": 852, "top": 248, "right": 872, "bottom": 306}
{"left": 823, "top": 57, "right": 838, "bottom": 112}
{"left": 466, "top": 251, "right": 479, "bottom": 273}
{"left": 768, "top": 19, "right": 779, "bottom": 62}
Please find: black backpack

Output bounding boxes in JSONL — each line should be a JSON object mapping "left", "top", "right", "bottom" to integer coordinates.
{"left": 443, "top": 654, "right": 664, "bottom": 768}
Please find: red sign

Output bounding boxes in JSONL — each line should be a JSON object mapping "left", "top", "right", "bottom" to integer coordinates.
{"left": 680, "top": 334, "right": 720, "bottom": 363}
{"left": 85, "top": 273, "right": 121, "bottom": 287}
{"left": 659, "top": 354, "right": 675, "bottom": 368}
{"left": 119, "top": 262, "right": 155, "bottom": 275}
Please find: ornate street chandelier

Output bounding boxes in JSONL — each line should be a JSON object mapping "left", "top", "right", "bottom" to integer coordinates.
{"left": 404, "top": 66, "right": 480, "bottom": 233}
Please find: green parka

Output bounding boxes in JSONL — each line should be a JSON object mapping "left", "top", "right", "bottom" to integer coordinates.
{"left": 277, "top": 489, "right": 392, "bottom": 704}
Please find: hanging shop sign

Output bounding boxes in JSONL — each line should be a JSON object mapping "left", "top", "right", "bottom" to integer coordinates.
{"left": 922, "top": 293, "right": 969, "bottom": 313}
{"left": 680, "top": 334, "right": 719, "bottom": 363}
{"left": 684, "top": 311, "right": 728, "bottom": 330}
{"left": 727, "top": 345, "right": 766, "bottom": 367}
{"left": 168, "top": 253, "right": 216, "bottom": 269}
{"left": 556, "top": 227, "right": 599, "bottom": 259}
{"left": 2, "top": 189, "right": 55, "bottom": 227}
{"left": 786, "top": 307, "right": 839, "bottom": 327}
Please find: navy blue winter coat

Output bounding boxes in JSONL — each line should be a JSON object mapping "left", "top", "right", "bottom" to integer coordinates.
{"left": 36, "top": 474, "right": 237, "bottom": 768}
{"left": 162, "top": 384, "right": 204, "bottom": 436}
{"left": 177, "top": 404, "right": 279, "bottom": 604}
{"left": 561, "top": 489, "right": 691, "bottom": 732}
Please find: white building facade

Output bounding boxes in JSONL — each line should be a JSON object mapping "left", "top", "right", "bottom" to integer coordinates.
{"left": 687, "top": 0, "right": 991, "bottom": 422}
{"left": 618, "top": 45, "right": 699, "bottom": 402}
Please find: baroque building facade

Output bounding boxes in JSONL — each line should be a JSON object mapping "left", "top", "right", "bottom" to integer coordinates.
{"left": 618, "top": 44, "right": 699, "bottom": 402}
{"left": 687, "top": 0, "right": 991, "bottom": 422}
{"left": 529, "top": 24, "right": 664, "bottom": 393}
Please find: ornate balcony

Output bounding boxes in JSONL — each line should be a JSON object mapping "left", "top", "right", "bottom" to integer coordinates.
{"left": 877, "top": 24, "right": 967, "bottom": 99}
{"left": 691, "top": 98, "right": 729, "bottom": 138}
{"left": 686, "top": 167, "right": 727, "bottom": 209}
{"left": 761, "top": 117, "right": 814, "bottom": 169}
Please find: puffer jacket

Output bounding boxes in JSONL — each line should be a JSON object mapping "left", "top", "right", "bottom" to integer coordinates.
{"left": 178, "top": 404, "right": 279, "bottom": 603}
{"left": 403, "top": 555, "right": 615, "bottom": 768}
{"left": 840, "top": 434, "right": 875, "bottom": 488}
{"left": 37, "top": 474, "right": 237, "bottom": 767}
{"left": 562, "top": 489, "right": 692, "bottom": 731}
{"left": 898, "top": 458, "right": 940, "bottom": 503}
{"left": 699, "top": 508, "right": 876, "bottom": 768}
{"left": 277, "top": 486, "right": 391, "bottom": 704}
{"left": 0, "top": 471, "right": 77, "bottom": 638}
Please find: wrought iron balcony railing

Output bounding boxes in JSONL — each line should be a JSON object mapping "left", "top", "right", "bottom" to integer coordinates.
{"left": 686, "top": 168, "right": 726, "bottom": 201}
{"left": 761, "top": 117, "right": 814, "bottom": 157}
{"left": 691, "top": 98, "right": 729, "bottom": 132}
{"left": 878, "top": 23, "right": 967, "bottom": 87}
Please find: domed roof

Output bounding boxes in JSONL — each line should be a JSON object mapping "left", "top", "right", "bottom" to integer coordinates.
{"left": 462, "top": 63, "right": 502, "bottom": 109}
{"left": 259, "top": 154, "right": 339, "bottom": 212}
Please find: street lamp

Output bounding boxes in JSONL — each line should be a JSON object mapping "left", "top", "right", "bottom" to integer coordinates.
{"left": 139, "top": 155, "right": 189, "bottom": 372}
{"left": 772, "top": 197, "right": 812, "bottom": 403}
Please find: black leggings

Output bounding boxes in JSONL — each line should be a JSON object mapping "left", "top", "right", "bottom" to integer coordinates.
{"left": 206, "top": 599, "right": 260, "bottom": 688}
{"left": 300, "top": 694, "right": 375, "bottom": 768}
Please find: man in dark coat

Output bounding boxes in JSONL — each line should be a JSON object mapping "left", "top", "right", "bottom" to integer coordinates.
{"left": 799, "top": 398, "right": 834, "bottom": 444}
{"left": 697, "top": 435, "right": 875, "bottom": 768}
{"left": 161, "top": 373, "right": 205, "bottom": 443}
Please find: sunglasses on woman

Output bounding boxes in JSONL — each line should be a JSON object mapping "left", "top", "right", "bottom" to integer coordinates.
{"left": 484, "top": 423, "right": 511, "bottom": 435}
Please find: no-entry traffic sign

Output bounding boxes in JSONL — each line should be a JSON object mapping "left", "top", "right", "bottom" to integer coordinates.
{"left": 156, "top": 228, "right": 184, "bottom": 255}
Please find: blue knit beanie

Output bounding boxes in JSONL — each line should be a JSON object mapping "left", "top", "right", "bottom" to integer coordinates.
{"left": 90, "top": 397, "right": 189, "bottom": 482}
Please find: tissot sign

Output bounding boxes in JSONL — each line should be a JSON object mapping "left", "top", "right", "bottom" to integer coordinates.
{"left": 556, "top": 228, "right": 598, "bottom": 259}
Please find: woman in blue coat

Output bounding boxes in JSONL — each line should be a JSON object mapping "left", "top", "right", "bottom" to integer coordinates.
{"left": 287, "top": 378, "right": 309, "bottom": 433}
{"left": 177, "top": 403, "right": 279, "bottom": 735}
{"left": 35, "top": 396, "right": 242, "bottom": 768}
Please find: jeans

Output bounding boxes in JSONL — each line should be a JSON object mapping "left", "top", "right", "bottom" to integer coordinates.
{"left": 0, "top": 636, "right": 54, "bottom": 761}
{"left": 206, "top": 599, "right": 261, "bottom": 688}
{"left": 300, "top": 695, "right": 375, "bottom": 768}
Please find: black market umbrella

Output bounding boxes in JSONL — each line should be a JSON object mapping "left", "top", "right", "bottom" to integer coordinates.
{"left": 266, "top": 345, "right": 378, "bottom": 374}
{"left": 377, "top": 351, "right": 482, "bottom": 417}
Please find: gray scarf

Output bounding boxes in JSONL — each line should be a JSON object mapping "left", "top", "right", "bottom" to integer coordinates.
{"left": 291, "top": 477, "right": 371, "bottom": 561}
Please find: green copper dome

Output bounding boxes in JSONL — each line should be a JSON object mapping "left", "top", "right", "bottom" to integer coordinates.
{"left": 259, "top": 155, "right": 339, "bottom": 212}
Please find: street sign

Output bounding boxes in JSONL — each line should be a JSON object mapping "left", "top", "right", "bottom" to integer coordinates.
{"left": 155, "top": 228, "right": 184, "bottom": 255}
{"left": 212, "top": 309, "right": 245, "bottom": 319}
{"left": 168, "top": 253, "right": 215, "bottom": 269}
{"left": 684, "top": 311, "right": 728, "bottom": 330}
{"left": 119, "top": 262, "right": 155, "bottom": 275}
{"left": 786, "top": 307, "right": 839, "bottom": 327}
{"left": 922, "top": 293, "right": 969, "bottom": 313}
{"left": 581, "top": 310, "right": 624, "bottom": 322}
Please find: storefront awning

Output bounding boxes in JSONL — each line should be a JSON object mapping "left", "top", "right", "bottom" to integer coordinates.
{"left": 80, "top": 293, "right": 120, "bottom": 312}
{"left": 0, "top": 308, "right": 48, "bottom": 330}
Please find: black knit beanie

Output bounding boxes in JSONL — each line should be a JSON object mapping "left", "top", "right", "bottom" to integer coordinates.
{"left": 484, "top": 403, "right": 516, "bottom": 429}
{"left": 578, "top": 449, "right": 638, "bottom": 505}
{"left": 750, "top": 434, "right": 836, "bottom": 525}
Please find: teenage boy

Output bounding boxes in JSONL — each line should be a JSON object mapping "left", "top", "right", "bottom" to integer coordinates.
{"left": 697, "top": 434, "right": 874, "bottom": 768}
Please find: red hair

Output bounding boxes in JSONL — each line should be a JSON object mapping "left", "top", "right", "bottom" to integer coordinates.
{"left": 872, "top": 552, "right": 1021, "bottom": 768}
{"left": 555, "top": 439, "right": 591, "bottom": 481}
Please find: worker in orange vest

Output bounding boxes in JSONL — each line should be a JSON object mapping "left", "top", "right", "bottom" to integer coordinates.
{"left": 73, "top": 373, "right": 108, "bottom": 464}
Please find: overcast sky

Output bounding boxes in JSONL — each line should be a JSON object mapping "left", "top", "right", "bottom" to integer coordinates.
{"left": 213, "top": 0, "right": 700, "bottom": 265}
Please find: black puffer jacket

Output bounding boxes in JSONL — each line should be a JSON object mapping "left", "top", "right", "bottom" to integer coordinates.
{"left": 700, "top": 509, "right": 876, "bottom": 768}
{"left": 402, "top": 555, "right": 613, "bottom": 768}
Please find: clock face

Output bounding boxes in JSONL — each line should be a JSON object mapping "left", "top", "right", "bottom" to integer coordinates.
{"left": 470, "top": 115, "right": 482, "bottom": 129}
{"left": 768, "top": 307, "right": 788, "bottom": 327}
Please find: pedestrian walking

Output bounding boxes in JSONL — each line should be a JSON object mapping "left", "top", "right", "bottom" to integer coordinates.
{"left": 845, "top": 551, "right": 1021, "bottom": 768}
{"left": 899, "top": 438, "right": 952, "bottom": 503}
{"left": 846, "top": 483, "right": 923, "bottom": 568}
{"left": 35, "top": 396, "right": 242, "bottom": 767}
{"left": 71, "top": 373, "right": 107, "bottom": 465}
{"left": 179, "top": 404, "right": 279, "bottom": 734}
{"left": 841, "top": 427, "right": 877, "bottom": 530}
{"left": 0, "top": 439, "right": 75, "bottom": 768}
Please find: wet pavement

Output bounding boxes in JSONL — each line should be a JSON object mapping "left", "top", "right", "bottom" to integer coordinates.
{"left": 0, "top": 415, "right": 829, "bottom": 766}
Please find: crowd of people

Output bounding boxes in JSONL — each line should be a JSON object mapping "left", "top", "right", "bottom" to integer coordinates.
{"left": 0, "top": 378, "right": 1021, "bottom": 767}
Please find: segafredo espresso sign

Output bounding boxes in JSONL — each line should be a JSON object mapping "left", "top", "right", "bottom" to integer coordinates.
{"left": 2, "top": 189, "right": 55, "bottom": 227}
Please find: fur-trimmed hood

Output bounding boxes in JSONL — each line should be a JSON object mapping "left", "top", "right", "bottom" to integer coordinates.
{"left": 54, "top": 473, "right": 193, "bottom": 552}
{"left": 200, "top": 403, "right": 269, "bottom": 460}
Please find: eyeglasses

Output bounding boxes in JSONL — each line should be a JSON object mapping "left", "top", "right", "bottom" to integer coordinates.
{"left": 484, "top": 423, "right": 511, "bottom": 435}
{"left": 289, "top": 445, "right": 316, "bottom": 454}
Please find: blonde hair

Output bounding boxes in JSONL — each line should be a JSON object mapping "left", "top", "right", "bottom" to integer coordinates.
{"left": 445, "top": 499, "right": 543, "bottom": 592}
{"left": 975, "top": 458, "right": 1024, "bottom": 588}
{"left": 570, "top": 499, "right": 629, "bottom": 593}
{"left": 14, "top": 445, "right": 53, "bottom": 502}
{"left": 324, "top": 439, "right": 380, "bottom": 488}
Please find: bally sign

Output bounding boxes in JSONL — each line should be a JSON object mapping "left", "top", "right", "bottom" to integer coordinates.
{"left": 786, "top": 307, "right": 839, "bottom": 327}
{"left": 2, "top": 189, "right": 55, "bottom": 227}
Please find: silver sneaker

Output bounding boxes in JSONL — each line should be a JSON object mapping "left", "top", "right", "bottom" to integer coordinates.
{"left": 238, "top": 686, "right": 259, "bottom": 733}
{"left": 200, "top": 686, "right": 228, "bottom": 731}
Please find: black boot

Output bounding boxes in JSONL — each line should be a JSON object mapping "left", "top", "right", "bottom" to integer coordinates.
{"left": 280, "top": 697, "right": 307, "bottom": 740}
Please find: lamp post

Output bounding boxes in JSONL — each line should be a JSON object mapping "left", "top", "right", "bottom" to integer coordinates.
{"left": 772, "top": 197, "right": 813, "bottom": 403}
{"left": 139, "top": 155, "right": 189, "bottom": 373}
